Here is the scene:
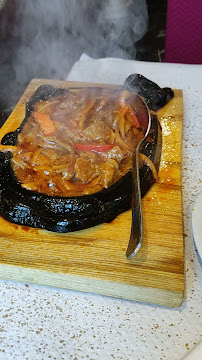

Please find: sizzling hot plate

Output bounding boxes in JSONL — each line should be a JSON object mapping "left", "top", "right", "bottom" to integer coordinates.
{"left": 0, "top": 75, "right": 173, "bottom": 232}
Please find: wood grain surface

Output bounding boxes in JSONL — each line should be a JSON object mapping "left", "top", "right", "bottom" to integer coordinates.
{"left": 0, "top": 79, "right": 184, "bottom": 307}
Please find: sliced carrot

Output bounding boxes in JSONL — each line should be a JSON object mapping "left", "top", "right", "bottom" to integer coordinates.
{"left": 34, "top": 112, "right": 56, "bottom": 136}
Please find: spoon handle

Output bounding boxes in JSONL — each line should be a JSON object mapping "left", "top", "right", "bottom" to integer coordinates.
{"left": 126, "top": 146, "right": 143, "bottom": 259}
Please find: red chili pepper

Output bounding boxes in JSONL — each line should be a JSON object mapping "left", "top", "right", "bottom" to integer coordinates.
{"left": 74, "top": 144, "right": 114, "bottom": 152}
{"left": 127, "top": 105, "right": 140, "bottom": 128}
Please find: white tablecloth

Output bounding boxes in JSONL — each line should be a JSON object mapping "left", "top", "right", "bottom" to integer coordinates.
{"left": 0, "top": 55, "right": 201, "bottom": 360}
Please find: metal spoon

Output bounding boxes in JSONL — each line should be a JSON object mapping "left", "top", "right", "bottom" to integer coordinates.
{"left": 126, "top": 94, "right": 151, "bottom": 259}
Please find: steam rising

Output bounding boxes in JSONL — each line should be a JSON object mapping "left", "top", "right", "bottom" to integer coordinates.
{"left": 0, "top": 0, "right": 148, "bottom": 108}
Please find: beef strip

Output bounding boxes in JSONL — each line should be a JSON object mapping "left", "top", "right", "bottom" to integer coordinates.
{"left": 75, "top": 158, "right": 99, "bottom": 183}
{"left": 82, "top": 120, "right": 111, "bottom": 143}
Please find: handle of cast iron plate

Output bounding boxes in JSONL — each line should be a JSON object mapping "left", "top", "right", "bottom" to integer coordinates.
{"left": 126, "top": 143, "right": 143, "bottom": 259}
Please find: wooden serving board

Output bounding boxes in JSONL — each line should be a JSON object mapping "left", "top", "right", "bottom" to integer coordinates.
{"left": 0, "top": 79, "right": 184, "bottom": 307}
